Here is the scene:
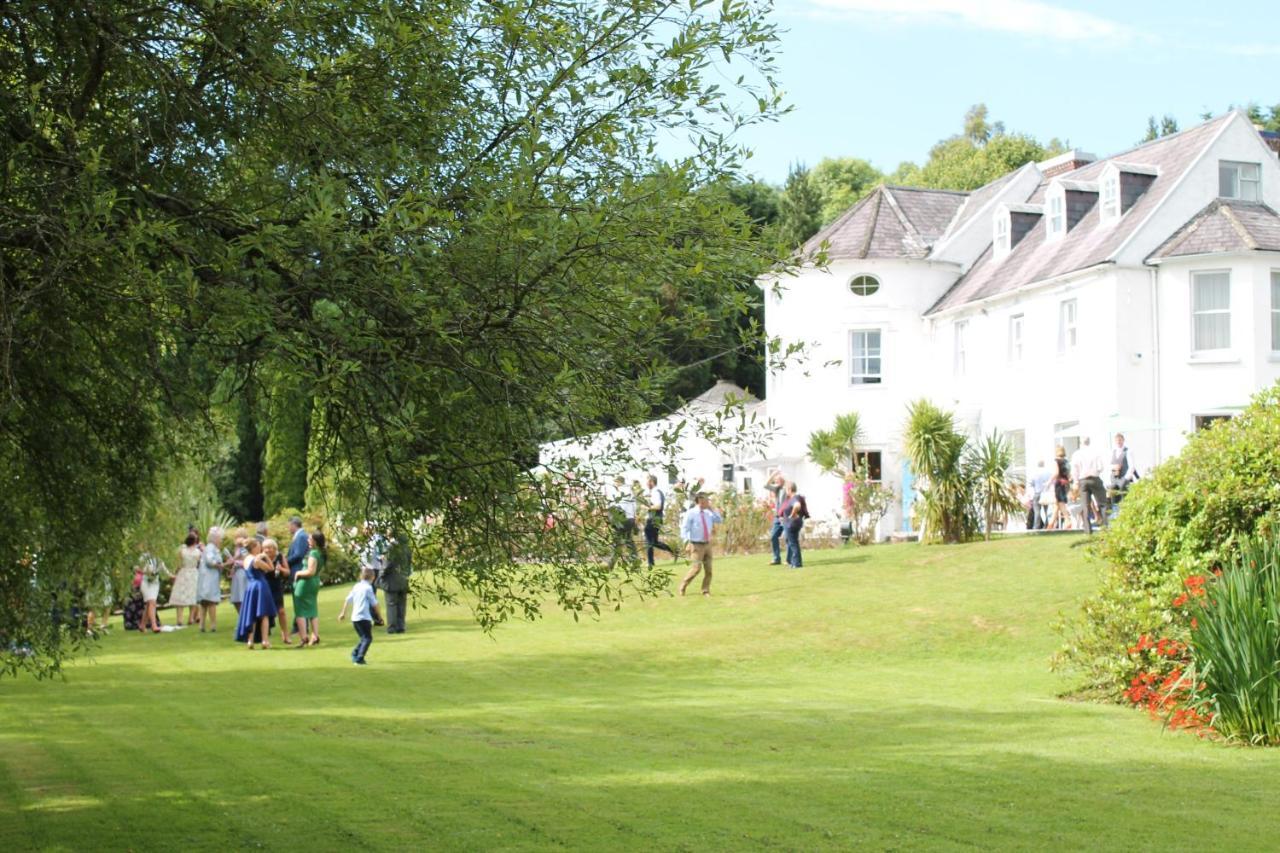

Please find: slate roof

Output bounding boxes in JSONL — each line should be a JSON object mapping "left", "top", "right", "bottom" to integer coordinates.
{"left": 1148, "top": 199, "right": 1280, "bottom": 260}
{"left": 802, "top": 185, "right": 967, "bottom": 261}
{"left": 928, "top": 113, "right": 1237, "bottom": 314}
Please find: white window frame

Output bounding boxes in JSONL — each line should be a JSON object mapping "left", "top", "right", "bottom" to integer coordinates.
{"left": 1100, "top": 170, "right": 1120, "bottom": 221}
{"left": 1057, "top": 299, "right": 1078, "bottom": 354}
{"left": 853, "top": 450, "right": 883, "bottom": 483}
{"left": 1008, "top": 314, "right": 1024, "bottom": 362}
{"left": 1271, "top": 270, "right": 1280, "bottom": 352}
{"left": 1003, "top": 429, "right": 1027, "bottom": 483}
{"left": 954, "top": 320, "right": 968, "bottom": 377}
{"left": 1047, "top": 191, "right": 1064, "bottom": 238}
{"left": 848, "top": 328, "right": 883, "bottom": 386}
{"left": 1219, "top": 161, "right": 1261, "bottom": 202}
{"left": 993, "top": 213, "right": 1010, "bottom": 258}
{"left": 1190, "top": 270, "right": 1231, "bottom": 353}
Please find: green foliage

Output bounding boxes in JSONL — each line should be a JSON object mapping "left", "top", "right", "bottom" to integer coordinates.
{"left": 807, "top": 412, "right": 864, "bottom": 478}
{"left": 713, "top": 486, "right": 773, "bottom": 555}
{"left": 0, "top": 0, "right": 788, "bottom": 674}
{"left": 902, "top": 400, "right": 976, "bottom": 544}
{"left": 214, "top": 393, "right": 266, "bottom": 522}
{"left": 1142, "top": 114, "right": 1180, "bottom": 142}
{"left": 969, "top": 431, "right": 1022, "bottom": 542}
{"left": 1055, "top": 382, "right": 1280, "bottom": 700}
{"left": 262, "top": 375, "right": 311, "bottom": 518}
{"left": 1187, "top": 534, "right": 1280, "bottom": 745}
{"left": 810, "top": 157, "right": 882, "bottom": 225}
{"left": 841, "top": 463, "right": 895, "bottom": 546}
{"left": 890, "top": 104, "right": 1065, "bottom": 192}
{"left": 777, "top": 162, "right": 824, "bottom": 248}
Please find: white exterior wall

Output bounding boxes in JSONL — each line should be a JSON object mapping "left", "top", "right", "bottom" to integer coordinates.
{"left": 1153, "top": 254, "right": 1280, "bottom": 458}
{"left": 764, "top": 258, "right": 961, "bottom": 532}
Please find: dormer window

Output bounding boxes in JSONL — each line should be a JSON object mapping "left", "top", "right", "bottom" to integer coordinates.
{"left": 1101, "top": 172, "right": 1120, "bottom": 221}
{"left": 994, "top": 212, "right": 1010, "bottom": 257}
{"left": 1219, "top": 161, "right": 1260, "bottom": 201}
{"left": 1047, "top": 192, "right": 1064, "bottom": 237}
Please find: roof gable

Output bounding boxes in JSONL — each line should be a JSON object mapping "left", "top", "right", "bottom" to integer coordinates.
{"left": 801, "top": 185, "right": 966, "bottom": 261}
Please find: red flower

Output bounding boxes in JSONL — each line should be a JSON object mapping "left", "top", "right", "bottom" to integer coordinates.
{"left": 1172, "top": 593, "right": 1189, "bottom": 607}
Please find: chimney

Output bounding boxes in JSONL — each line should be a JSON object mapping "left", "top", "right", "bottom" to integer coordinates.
{"left": 1039, "top": 148, "right": 1097, "bottom": 179}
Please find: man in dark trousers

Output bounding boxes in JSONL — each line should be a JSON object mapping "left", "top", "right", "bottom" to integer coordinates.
{"left": 378, "top": 533, "right": 412, "bottom": 634}
{"left": 285, "top": 515, "right": 310, "bottom": 639}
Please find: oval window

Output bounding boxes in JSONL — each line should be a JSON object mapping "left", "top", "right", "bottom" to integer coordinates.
{"left": 849, "top": 274, "right": 880, "bottom": 296}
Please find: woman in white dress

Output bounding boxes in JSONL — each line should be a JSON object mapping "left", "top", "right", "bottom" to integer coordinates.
{"left": 197, "top": 526, "right": 226, "bottom": 632}
{"left": 169, "top": 533, "right": 201, "bottom": 626}
{"left": 138, "top": 553, "right": 171, "bottom": 633}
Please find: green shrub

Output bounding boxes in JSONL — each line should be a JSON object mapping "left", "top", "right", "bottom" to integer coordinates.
{"left": 1054, "top": 382, "right": 1280, "bottom": 700}
{"left": 1187, "top": 534, "right": 1280, "bottom": 745}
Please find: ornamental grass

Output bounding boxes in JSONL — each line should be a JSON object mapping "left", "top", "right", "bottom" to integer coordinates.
{"left": 1188, "top": 532, "right": 1280, "bottom": 745}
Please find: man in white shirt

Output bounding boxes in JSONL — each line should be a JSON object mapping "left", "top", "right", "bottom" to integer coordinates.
{"left": 642, "top": 474, "right": 676, "bottom": 567}
{"left": 1070, "top": 437, "right": 1108, "bottom": 533}
{"left": 678, "top": 493, "right": 723, "bottom": 596}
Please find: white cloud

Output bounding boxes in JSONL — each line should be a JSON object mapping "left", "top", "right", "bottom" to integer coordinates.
{"left": 802, "top": 0, "right": 1134, "bottom": 43}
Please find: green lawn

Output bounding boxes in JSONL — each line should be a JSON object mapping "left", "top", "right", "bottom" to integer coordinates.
{"left": 3, "top": 536, "right": 1279, "bottom": 851}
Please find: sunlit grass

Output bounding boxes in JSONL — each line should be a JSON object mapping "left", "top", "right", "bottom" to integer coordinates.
{"left": 2, "top": 537, "right": 1279, "bottom": 850}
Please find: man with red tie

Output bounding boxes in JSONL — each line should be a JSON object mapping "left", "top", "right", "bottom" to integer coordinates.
{"left": 678, "top": 493, "right": 723, "bottom": 596}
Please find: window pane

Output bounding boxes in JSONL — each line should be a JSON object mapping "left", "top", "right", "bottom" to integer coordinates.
{"left": 1193, "top": 274, "right": 1229, "bottom": 310}
{"left": 1219, "top": 164, "right": 1237, "bottom": 197}
{"left": 1272, "top": 272, "right": 1280, "bottom": 350}
{"left": 1194, "top": 313, "right": 1230, "bottom": 350}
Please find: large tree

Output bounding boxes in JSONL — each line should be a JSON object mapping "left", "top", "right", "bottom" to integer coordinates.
{"left": 0, "top": 0, "right": 786, "bottom": 675}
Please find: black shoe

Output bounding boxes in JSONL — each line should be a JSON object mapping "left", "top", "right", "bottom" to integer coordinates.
{"left": 768, "top": 561, "right": 782, "bottom": 566}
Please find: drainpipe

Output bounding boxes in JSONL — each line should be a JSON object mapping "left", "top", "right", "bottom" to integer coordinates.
{"left": 1149, "top": 266, "right": 1162, "bottom": 461}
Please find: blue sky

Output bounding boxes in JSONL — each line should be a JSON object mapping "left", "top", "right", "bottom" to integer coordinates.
{"left": 736, "top": 0, "right": 1280, "bottom": 184}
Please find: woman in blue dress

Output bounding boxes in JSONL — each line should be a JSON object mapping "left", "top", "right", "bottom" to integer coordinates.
{"left": 234, "top": 538, "right": 276, "bottom": 649}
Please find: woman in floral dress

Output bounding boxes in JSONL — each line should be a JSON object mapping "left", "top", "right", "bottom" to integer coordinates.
{"left": 168, "top": 533, "right": 201, "bottom": 626}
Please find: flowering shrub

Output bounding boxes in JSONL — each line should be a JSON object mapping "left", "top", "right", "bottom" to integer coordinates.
{"left": 1054, "top": 381, "right": 1280, "bottom": 700}
{"left": 841, "top": 468, "right": 893, "bottom": 545}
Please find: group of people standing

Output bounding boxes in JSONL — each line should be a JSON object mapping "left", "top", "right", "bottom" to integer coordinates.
{"left": 1025, "top": 434, "right": 1136, "bottom": 533}
{"left": 126, "top": 517, "right": 413, "bottom": 663}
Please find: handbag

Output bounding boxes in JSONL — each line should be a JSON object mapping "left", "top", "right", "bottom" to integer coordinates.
{"left": 1038, "top": 487, "right": 1055, "bottom": 507}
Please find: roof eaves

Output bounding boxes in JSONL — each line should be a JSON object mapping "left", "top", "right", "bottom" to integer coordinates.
{"left": 926, "top": 260, "right": 1115, "bottom": 318}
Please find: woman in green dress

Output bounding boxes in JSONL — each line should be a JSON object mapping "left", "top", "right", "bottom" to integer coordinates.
{"left": 292, "top": 531, "right": 325, "bottom": 647}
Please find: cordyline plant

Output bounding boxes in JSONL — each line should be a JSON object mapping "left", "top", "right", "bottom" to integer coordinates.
{"left": 0, "top": 0, "right": 790, "bottom": 676}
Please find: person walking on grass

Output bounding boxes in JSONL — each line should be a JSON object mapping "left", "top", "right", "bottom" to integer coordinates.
{"left": 291, "top": 530, "right": 325, "bottom": 647}
{"left": 678, "top": 493, "right": 722, "bottom": 597}
{"left": 338, "top": 567, "right": 382, "bottom": 666}
{"left": 642, "top": 474, "right": 676, "bottom": 567}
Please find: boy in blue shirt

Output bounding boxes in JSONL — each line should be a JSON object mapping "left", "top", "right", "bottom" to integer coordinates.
{"left": 337, "top": 568, "right": 382, "bottom": 666}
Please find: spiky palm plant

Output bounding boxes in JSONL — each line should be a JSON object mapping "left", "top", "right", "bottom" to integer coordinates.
{"left": 903, "top": 399, "right": 975, "bottom": 543}
{"left": 966, "top": 431, "right": 1022, "bottom": 541}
